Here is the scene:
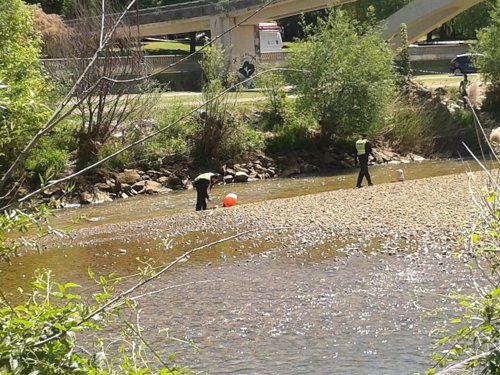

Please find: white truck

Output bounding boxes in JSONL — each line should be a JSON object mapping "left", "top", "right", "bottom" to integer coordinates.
{"left": 257, "top": 22, "right": 283, "bottom": 53}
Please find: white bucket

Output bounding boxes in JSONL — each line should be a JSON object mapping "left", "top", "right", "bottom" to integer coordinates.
{"left": 396, "top": 169, "right": 405, "bottom": 182}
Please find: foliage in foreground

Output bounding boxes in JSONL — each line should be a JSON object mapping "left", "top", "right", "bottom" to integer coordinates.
{"left": 0, "top": 0, "right": 52, "bottom": 179}
{"left": 0, "top": 269, "right": 196, "bottom": 375}
{"left": 426, "top": 173, "right": 500, "bottom": 375}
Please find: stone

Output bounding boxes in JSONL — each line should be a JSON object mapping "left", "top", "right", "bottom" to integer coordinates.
{"left": 234, "top": 171, "right": 249, "bottom": 183}
{"left": 409, "top": 153, "right": 425, "bottom": 162}
{"left": 79, "top": 192, "right": 93, "bottom": 204}
{"left": 132, "top": 180, "right": 169, "bottom": 194}
{"left": 225, "top": 167, "right": 236, "bottom": 176}
{"left": 166, "top": 175, "right": 183, "bottom": 189}
{"left": 79, "top": 190, "right": 113, "bottom": 205}
{"left": 300, "top": 163, "right": 319, "bottom": 174}
{"left": 115, "top": 169, "right": 142, "bottom": 185}
{"left": 281, "top": 159, "right": 301, "bottom": 177}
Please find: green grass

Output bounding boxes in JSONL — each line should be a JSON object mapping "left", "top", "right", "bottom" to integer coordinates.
{"left": 155, "top": 91, "right": 270, "bottom": 106}
{"left": 283, "top": 41, "right": 300, "bottom": 52}
{"left": 142, "top": 40, "right": 199, "bottom": 55}
{"left": 414, "top": 73, "right": 481, "bottom": 88}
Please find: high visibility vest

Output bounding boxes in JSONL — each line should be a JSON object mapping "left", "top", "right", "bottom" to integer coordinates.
{"left": 194, "top": 172, "right": 214, "bottom": 182}
{"left": 356, "top": 139, "right": 367, "bottom": 155}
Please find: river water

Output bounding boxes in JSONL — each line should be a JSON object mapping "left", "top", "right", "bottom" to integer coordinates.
{"left": 0, "top": 160, "right": 481, "bottom": 374}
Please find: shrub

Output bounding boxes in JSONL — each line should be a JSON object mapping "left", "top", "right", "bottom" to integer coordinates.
{"left": 100, "top": 106, "right": 197, "bottom": 169}
{"left": 24, "top": 146, "right": 68, "bottom": 182}
{"left": 265, "top": 108, "right": 317, "bottom": 153}
{"left": 254, "top": 69, "right": 289, "bottom": 130}
{"left": 288, "top": 9, "right": 395, "bottom": 145}
{"left": 381, "top": 90, "right": 478, "bottom": 157}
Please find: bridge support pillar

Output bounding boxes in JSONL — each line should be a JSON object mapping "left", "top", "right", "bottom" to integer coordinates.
{"left": 210, "top": 16, "right": 257, "bottom": 72}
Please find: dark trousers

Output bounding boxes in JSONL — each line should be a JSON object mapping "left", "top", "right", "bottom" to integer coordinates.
{"left": 356, "top": 155, "right": 372, "bottom": 187}
{"left": 194, "top": 180, "right": 210, "bottom": 211}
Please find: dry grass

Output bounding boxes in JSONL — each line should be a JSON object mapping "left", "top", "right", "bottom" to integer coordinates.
{"left": 34, "top": 8, "right": 71, "bottom": 58}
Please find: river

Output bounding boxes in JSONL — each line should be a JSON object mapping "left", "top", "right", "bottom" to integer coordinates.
{"left": 0, "top": 159, "right": 482, "bottom": 374}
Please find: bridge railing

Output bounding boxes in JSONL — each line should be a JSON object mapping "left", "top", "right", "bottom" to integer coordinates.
{"left": 42, "top": 55, "right": 203, "bottom": 74}
{"left": 42, "top": 53, "right": 289, "bottom": 75}
{"left": 256, "top": 52, "right": 289, "bottom": 64}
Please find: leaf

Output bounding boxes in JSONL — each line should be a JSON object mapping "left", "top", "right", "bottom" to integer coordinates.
{"left": 99, "top": 276, "right": 107, "bottom": 286}
{"left": 63, "top": 294, "right": 81, "bottom": 300}
{"left": 64, "top": 282, "right": 80, "bottom": 289}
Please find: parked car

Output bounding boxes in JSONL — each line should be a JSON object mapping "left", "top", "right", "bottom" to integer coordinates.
{"left": 449, "top": 53, "right": 483, "bottom": 75}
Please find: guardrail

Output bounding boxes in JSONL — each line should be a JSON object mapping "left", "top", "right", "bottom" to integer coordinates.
{"left": 256, "top": 52, "right": 289, "bottom": 64}
{"left": 42, "top": 44, "right": 468, "bottom": 76}
{"left": 42, "top": 55, "right": 202, "bottom": 74}
{"left": 409, "top": 44, "right": 470, "bottom": 61}
{"left": 42, "top": 53, "right": 288, "bottom": 75}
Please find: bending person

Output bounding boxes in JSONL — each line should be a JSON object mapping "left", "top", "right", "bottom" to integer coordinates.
{"left": 193, "top": 172, "right": 221, "bottom": 211}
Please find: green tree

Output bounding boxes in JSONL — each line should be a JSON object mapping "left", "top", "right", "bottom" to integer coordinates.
{"left": 477, "top": 1, "right": 500, "bottom": 86}
{"left": 395, "top": 23, "right": 412, "bottom": 83}
{"left": 287, "top": 9, "right": 395, "bottom": 145}
{"left": 24, "top": 0, "right": 65, "bottom": 14}
{"left": 0, "top": 0, "right": 51, "bottom": 180}
{"left": 194, "top": 44, "right": 235, "bottom": 161}
{"left": 451, "top": 0, "right": 496, "bottom": 40}
{"left": 477, "top": 0, "right": 500, "bottom": 118}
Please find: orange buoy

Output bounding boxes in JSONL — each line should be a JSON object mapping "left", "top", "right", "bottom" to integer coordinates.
{"left": 223, "top": 193, "right": 238, "bottom": 207}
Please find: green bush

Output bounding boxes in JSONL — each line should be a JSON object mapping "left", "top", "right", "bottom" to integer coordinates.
{"left": 265, "top": 108, "right": 317, "bottom": 153}
{"left": 288, "top": 9, "right": 395, "bottom": 144}
{"left": 217, "top": 123, "right": 267, "bottom": 162}
{"left": 482, "top": 86, "right": 500, "bottom": 120}
{"left": 24, "top": 146, "right": 68, "bottom": 181}
{"left": 20, "top": 118, "right": 79, "bottom": 182}
{"left": 100, "top": 106, "right": 197, "bottom": 169}
{"left": 254, "top": 70, "right": 289, "bottom": 130}
{"left": 0, "top": 268, "right": 195, "bottom": 374}
{"left": 381, "top": 91, "right": 478, "bottom": 156}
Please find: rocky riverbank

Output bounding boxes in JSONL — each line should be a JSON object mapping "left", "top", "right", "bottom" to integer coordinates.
{"left": 50, "top": 170, "right": 479, "bottom": 262}
{"left": 44, "top": 147, "right": 427, "bottom": 208}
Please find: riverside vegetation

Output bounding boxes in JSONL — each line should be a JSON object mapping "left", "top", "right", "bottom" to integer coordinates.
{"left": 1, "top": 0, "right": 500, "bottom": 374}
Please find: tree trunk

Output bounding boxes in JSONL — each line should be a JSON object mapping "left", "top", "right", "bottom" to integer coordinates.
{"left": 318, "top": 120, "right": 332, "bottom": 149}
{"left": 76, "top": 133, "right": 100, "bottom": 172}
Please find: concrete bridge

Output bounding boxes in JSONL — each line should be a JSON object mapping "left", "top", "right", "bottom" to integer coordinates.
{"left": 120, "top": 0, "right": 482, "bottom": 65}
{"left": 381, "top": 0, "right": 483, "bottom": 45}
{"left": 121, "top": 0, "right": 355, "bottom": 67}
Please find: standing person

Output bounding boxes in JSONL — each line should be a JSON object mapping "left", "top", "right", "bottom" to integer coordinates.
{"left": 459, "top": 73, "right": 469, "bottom": 108}
{"left": 193, "top": 172, "right": 221, "bottom": 211}
{"left": 354, "top": 134, "right": 377, "bottom": 188}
